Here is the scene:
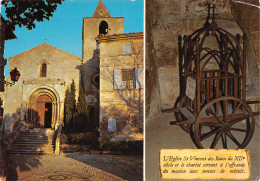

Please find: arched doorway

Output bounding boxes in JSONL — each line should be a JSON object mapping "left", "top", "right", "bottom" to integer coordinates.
{"left": 28, "top": 87, "right": 59, "bottom": 129}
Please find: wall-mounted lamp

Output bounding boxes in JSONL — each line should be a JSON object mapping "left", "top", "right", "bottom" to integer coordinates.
{"left": 5, "top": 68, "right": 21, "bottom": 86}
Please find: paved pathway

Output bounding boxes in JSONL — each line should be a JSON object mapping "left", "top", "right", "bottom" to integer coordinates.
{"left": 6, "top": 154, "right": 142, "bottom": 181}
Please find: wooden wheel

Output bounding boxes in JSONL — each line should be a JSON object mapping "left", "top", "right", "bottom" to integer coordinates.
{"left": 174, "top": 95, "right": 192, "bottom": 133}
{"left": 193, "top": 96, "right": 255, "bottom": 149}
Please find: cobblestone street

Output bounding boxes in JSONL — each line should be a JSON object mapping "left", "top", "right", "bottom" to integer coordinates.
{"left": 6, "top": 154, "right": 142, "bottom": 181}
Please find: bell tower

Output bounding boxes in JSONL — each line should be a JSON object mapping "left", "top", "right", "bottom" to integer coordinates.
{"left": 82, "top": 0, "right": 124, "bottom": 130}
{"left": 83, "top": 0, "right": 124, "bottom": 62}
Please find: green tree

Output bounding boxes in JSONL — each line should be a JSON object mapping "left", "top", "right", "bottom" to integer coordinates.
{"left": 63, "top": 87, "right": 70, "bottom": 129}
{"left": 64, "top": 80, "right": 76, "bottom": 132}
{"left": 1, "top": 0, "right": 64, "bottom": 30}
{"left": 76, "top": 85, "right": 88, "bottom": 132}
{"left": 77, "top": 85, "right": 88, "bottom": 116}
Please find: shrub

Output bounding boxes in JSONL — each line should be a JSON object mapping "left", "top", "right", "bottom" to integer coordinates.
{"left": 99, "top": 140, "right": 143, "bottom": 155}
{"left": 60, "top": 132, "right": 99, "bottom": 148}
{"left": 60, "top": 134, "right": 68, "bottom": 144}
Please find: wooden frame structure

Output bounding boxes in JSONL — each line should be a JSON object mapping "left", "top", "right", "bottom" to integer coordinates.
{"left": 163, "top": 4, "right": 260, "bottom": 149}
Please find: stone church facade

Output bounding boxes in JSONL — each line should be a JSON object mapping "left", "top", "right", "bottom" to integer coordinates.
{"left": 3, "top": 0, "right": 143, "bottom": 141}
{"left": 4, "top": 42, "right": 81, "bottom": 132}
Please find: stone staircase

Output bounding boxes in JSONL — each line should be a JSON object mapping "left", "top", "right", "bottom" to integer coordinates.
{"left": 8, "top": 128, "right": 56, "bottom": 155}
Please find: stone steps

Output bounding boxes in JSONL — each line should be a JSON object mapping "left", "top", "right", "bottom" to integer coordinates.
{"left": 11, "top": 142, "right": 55, "bottom": 146}
{"left": 8, "top": 150, "right": 47, "bottom": 155}
{"left": 8, "top": 128, "right": 56, "bottom": 155}
{"left": 18, "top": 134, "right": 55, "bottom": 137}
{"left": 9, "top": 147, "right": 54, "bottom": 152}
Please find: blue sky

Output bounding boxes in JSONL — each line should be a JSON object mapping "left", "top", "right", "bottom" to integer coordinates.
{"left": 1, "top": 0, "right": 144, "bottom": 77}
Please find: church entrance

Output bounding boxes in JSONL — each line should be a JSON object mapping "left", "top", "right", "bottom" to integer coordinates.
{"left": 28, "top": 87, "right": 60, "bottom": 129}
{"left": 35, "top": 95, "right": 52, "bottom": 128}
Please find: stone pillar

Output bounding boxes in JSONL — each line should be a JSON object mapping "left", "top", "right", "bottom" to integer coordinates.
{"left": 20, "top": 103, "right": 26, "bottom": 121}
{"left": 19, "top": 103, "right": 27, "bottom": 131}
{"left": 51, "top": 102, "right": 56, "bottom": 129}
{"left": 59, "top": 102, "right": 64, "bottom": 123}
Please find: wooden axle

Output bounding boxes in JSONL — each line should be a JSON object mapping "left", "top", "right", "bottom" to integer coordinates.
{"left": 161, "top": 108, "right": 179, "bottom": 113}
{"left": 170, "top": 120, "right": 195, "bottom": 125}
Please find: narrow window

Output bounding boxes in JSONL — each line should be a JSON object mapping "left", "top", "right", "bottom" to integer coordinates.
{"left": 99, "top": 20, "right": 109, "bottom": 35}
{"left": 41, "top": 63, "right": 47, "bottom": 77}
{"left": 121, "top": 69, "right": 134, "bottom": 89}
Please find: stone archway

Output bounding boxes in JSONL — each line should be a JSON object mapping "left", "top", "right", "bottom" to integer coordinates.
{"left": 27, "top": 87, "right": 59, "bottom": 129}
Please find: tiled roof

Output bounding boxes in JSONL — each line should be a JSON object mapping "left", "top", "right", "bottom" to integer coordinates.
{"left": 96, "top": 32, "right": 143, "bottom": 42}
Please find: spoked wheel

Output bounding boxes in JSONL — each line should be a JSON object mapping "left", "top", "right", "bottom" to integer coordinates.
{"left": 193, "top": 96, "right": 255, "bottom": 149}
{"left": 174, "top": 95, "right": 192, "bottom": 133}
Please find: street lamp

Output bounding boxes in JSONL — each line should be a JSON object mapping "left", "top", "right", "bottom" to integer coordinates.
{"left": 5, "top": 67, "right": 20, "bottom": 86}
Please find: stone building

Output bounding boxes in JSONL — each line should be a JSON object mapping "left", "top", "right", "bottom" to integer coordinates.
{"left": 3, "top": 0, "right": 143, "bottom": 142}
{"left": 4, "top": 42, "right": 81, "bottom": 132}
{"left": 145, "top": 0, "right": 259, "bottom": 180}
{"left": 82, "top": 0, "right": 124, "bottom": 129}
{"left": 96, "top": 32, "right": 143, "bottom": 141}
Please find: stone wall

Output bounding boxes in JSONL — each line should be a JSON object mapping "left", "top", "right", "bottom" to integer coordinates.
{"left": 82, "top": 17, "right": 124, "bottom": 131}
{"left": 230, "top": 0, "right": 260, "bottom": 92}
{"left": 82, "top": 17, "right": 124, "bottom": 96}
{"left": 98, "top": 34, "right": 143, "bottom": 142}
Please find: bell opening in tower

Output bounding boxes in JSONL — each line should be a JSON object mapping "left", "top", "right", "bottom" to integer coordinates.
{"left": 99, "top": 20, "right": 109, "bottom": 35}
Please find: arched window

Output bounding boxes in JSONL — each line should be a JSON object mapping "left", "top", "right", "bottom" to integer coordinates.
{"left": 92, "top": 74, "right": 100, "bottom": 88}
{"left": 99, "top": 20, "right": 109, "bottom": 35}
{"left": 40, "top": 63, "right": 47, "bottom": 77}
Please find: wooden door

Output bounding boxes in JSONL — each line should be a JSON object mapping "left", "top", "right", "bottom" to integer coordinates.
{"left": 36, "top": 102, "right": 45, "bottom": 127}
{"left": 35, "top": 95, "right": 52, "bottom": 128}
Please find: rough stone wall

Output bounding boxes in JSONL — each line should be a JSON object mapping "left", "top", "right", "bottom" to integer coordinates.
{"left": 146, "top": 0, "right": 259, "bottom": 118}
{"left": 83, "top": 17, "right": 124, "bottom": 62}
{"left": 99, "top": 38, "right": 143, "bottom": 142}
{"left": 230, "top": 0, "right": 260, "bottom": 92}
{"left": 4, "top": 43, "right": 81, "bottom": 131}
{"left": 82, "top": 17, "right": 124, "bottom": 95}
